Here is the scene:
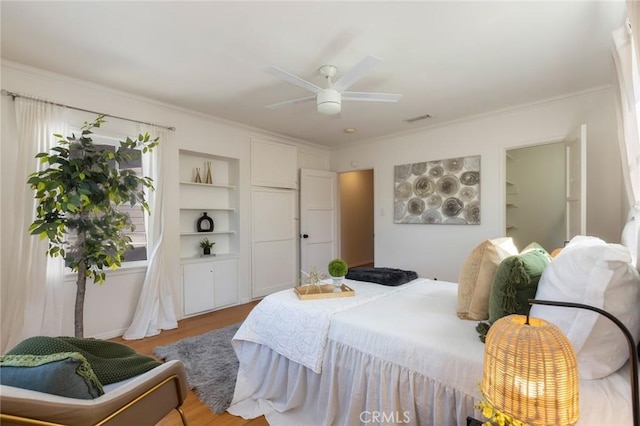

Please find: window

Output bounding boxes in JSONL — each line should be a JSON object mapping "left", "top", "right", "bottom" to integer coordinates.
{"left": 65, "top": 131, "right": 148, "bottom": 265}
{"left": 98, "top": 144, "right": 148, "bottom": 262}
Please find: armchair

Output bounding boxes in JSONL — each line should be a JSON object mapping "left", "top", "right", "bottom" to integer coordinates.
{"left": 0, "top": 360, "right": 188, "bottom": 426}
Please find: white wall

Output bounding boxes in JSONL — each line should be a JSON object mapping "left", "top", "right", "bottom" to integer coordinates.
{"left": 330, "top": 88, "right": 622, "bottom": 282}
{"left": 1, "top": 62, "right": 329, "bottom": 339}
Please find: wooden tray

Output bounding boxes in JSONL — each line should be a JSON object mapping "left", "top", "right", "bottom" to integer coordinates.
{"left": 294, "top": 283, "right": 355, "bottom": 300}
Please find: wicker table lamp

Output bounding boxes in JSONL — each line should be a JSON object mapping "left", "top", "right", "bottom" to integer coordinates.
{"left": 482, "top": 314, "right": 579, "bottom": 426}
{"left": 482, "top": 299, "right": 640, "bottom": 426}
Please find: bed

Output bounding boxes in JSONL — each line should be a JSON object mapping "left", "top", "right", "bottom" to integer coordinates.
{"left": 227, "top": 277, "right": 637, "bottom": 426}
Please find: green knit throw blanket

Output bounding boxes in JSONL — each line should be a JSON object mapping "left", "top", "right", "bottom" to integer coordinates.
{"left": 6, "top": 336, "right": 161, "bottom": 385}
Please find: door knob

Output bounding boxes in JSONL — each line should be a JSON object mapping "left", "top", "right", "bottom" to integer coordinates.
{"left": 302, "top": 234, "right": 309, "bottom": 239}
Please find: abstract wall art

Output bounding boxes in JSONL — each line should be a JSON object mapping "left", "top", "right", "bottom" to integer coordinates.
{"left": 394, "top": 155, "right": 481, "bottom": 224}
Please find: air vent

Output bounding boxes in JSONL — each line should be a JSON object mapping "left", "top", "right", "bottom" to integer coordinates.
{"left": 405, "top": 114, "right": 432, "bottom": 123}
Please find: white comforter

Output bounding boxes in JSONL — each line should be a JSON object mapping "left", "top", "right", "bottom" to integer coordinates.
{"left": 233, "top": 279, "right": 418, "bottom": 373}
{"left": 230, "top": 279, "right": 637, "bottom": 425}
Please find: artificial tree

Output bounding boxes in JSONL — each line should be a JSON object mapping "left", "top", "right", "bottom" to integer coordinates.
{"left": 28, "top": 115, "right": 158, "bottom": 337}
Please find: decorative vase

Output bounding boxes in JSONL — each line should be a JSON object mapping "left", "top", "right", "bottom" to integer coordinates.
{"left": 331, "top": 276, "right": 344, "bottom": 288}
{"left": 205, "top": 161, "right": 213, "bottom": 184}
{"left": 194, "top": 167, "right": 202, "bottom": 183}
{"left": 203, "top": 247, "right": 211, "bottom": 255}
{"left": 197, "top": 212, "right": 214, "bottom": 232}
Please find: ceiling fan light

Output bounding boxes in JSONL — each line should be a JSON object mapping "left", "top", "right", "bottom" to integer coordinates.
{"left": 317, "top": 89, "right": 341, "bottom": 115}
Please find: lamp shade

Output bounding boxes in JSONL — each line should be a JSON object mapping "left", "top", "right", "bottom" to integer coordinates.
{"left": 482, "top": 315, "right": 579, "bottom": 426}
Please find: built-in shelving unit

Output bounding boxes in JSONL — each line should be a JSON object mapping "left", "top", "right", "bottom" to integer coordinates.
{"left": 178, "top": 150, "right": 239, "bottom": 260}
{"left": 179, "top": 150, "right": 240, "bottom": 317}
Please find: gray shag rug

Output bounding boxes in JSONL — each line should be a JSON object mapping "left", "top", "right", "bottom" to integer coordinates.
{"left": 153, "top": 322, "right": 241, "bottom": 414}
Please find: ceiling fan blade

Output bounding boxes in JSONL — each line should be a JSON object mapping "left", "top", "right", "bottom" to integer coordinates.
{"left": 266, "top": 67, "right": 323, "bottom": 94}
{"left": 266, "top": 96, "right": 316, "bottom": 110}
{"left": 332, "top": 55, "right": 382, "bottom": 92}
{"left": 342, "top": 92, "right": 402, "bottom": 102}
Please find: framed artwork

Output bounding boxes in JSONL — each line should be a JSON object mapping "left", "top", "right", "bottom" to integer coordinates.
{"left": 394, "top": 155, "right": 480, "bottom": 224}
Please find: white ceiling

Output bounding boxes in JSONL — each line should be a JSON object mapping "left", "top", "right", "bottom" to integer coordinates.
{"left": 0, "top": 1, "right": 627, "bottom": 147}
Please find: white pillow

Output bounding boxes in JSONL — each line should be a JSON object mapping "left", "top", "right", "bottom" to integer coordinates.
{"left": 530, "top": 236, "right": 640, "bottom": 379}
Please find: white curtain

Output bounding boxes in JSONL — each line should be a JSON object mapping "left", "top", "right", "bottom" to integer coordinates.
{"left": 1, "top": 98, "right": 66, "bottom": 353}
{"left": 123, "top": 125, "right": 177, "bottom": 340}
{"left": 612, "top": 22, "right": 640, "bottom": 207}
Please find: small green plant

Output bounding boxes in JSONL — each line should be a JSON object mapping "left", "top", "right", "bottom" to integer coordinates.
{"left": 328, "top": 258, "right": 348, "bottom": 277}
{"left": 199, "top": 238, "right": 215, "bottom": 249}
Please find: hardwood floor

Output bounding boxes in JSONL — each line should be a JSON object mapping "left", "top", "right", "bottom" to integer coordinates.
{"left": 111, "top": 302, "right": 269, "bottom": 426}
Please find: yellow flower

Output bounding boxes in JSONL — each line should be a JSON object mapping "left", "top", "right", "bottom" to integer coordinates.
{"left": 481, "top": 403, "right": 494, "bottom": 419}
{"left": 476, "top": 399, "right": 529, "bottom": 426}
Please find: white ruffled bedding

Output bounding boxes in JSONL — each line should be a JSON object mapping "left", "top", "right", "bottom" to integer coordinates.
{"left": 232, "top": 279, "right": 416, "bottom": 373}
{"left": 229, "top": 279, "right": 637, "bottom": 426}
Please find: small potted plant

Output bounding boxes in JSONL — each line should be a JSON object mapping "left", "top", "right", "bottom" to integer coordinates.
{"left": 328, "top": 258, "right": 348, "bottom": 287}
{"left": 199, "top": 238, "right": 215, "bottom": 256}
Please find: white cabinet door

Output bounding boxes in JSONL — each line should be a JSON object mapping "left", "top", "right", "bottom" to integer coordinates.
{"left": 183, "top": 262, "right": 215, "bottom": 315}
{"left": 251, "top": 139, "right": 297, "bottom": 189}
{"left": 214, "top": 258, "right": 238, "bottom": 308}
{"left": 252, "top": 240, "right": 297, "bottom": 297}
{"left": 251, "top": 187, "right": 297, "bottom": 297}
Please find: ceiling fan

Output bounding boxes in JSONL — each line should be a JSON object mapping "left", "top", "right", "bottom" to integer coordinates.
{"left": 265, "top": 55, "right": 402, "bottom": 115}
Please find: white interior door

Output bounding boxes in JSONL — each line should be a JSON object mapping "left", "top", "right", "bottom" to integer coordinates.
{"left": 300, "top": 169, "right": 338, "bottom": 277}
{"left": 565, "top": 123, "right": 587, "bottom": 241}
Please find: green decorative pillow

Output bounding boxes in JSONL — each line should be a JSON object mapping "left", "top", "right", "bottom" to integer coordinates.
{"left": 0, "top": 352, "right": 104, "bottom": 399}
{"left": 488, "top": 247, "right": 552, "bottom": 324}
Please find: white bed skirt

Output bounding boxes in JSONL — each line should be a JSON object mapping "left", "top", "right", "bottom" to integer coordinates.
{"left": 228, "top": 339, "right": 483, "bottom": 426}
{"left": 229, "top": 279, "right": 636, "bottom": 426}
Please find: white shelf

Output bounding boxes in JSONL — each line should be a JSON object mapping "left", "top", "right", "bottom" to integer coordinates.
{"left": 180, "top": 231, "right": 236, "bottom": 236}
{"left": 179, "top": 207, "right": 236, "bottom": 212}
{"left": 180, "top": 253, "right": 240, "bottom": 264}
{"left": 179, "top": 181, "right": 236, "bottom": 189}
